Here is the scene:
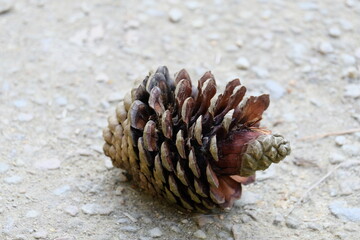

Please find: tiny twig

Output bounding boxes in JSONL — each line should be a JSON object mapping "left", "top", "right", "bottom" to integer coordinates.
{"left": 285, "top": 161, "right": 348, "bottom": 217}
{"left": 299, "top": 128, "right": 360, "bottom": 141}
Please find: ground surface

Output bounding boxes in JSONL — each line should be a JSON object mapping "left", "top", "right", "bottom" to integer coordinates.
{"left": 1, "top": 0, "right": 360, "bottom": 239}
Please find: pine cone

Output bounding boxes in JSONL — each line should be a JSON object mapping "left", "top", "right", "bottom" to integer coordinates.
{"left": 103, "top": 66, "right": 291, "bottom": 212}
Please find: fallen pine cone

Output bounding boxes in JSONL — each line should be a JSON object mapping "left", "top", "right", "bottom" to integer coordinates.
{"left": 103, "top": 66, "right": 291, "bottom": 212}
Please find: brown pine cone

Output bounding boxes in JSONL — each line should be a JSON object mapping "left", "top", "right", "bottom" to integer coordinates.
{"left": 103, "top": 66, "right": 291, "bottom": 212}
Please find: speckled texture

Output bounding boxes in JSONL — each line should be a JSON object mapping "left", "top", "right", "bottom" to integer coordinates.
{"left": 1, "top": 0, "right": 360, "bottom": 239}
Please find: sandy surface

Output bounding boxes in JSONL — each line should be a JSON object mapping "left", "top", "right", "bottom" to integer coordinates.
{"left": 1, "top": 0, "right": 360, "bottom": 239}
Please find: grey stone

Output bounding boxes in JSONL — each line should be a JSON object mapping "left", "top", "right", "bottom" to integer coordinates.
{"left": 193, "top": 229, "right": 207, "bottom": 239}
{"left": 17, "top": 113, "right": 34, "bottom": 122}
{"left": 341, "top": 54, "right": 356, "bottom": 66}
{"left": 318, "top": 42, "right": 334, "bottom": 54}
{"left": 342, "top": 67, "right": 358, "bottom": 79}
{"left": 344, "top": 84, "right": 360, "bottom": 98}
{"left": 170, "top": 225, "right": 181, "bottom": 233}
{"left": 236, "top": 57, "right": 250, "bottom": 70}
{"left": 107, "top": 92, "right": 124, "bottom": 102}
{"left": 273, "top": 213, "right": 284, "bottom": 226}
{"left": 329, "top": 152, "right": 346, "bottom": 164}
{"left": 81, "top": 203, "right": 113, "bottom": 215}
{"left": 285, "top": 217, "right": 301, "bottom": 229}
{"left": 0, "top": 0, "right": 12, "bottom": 14}
{"left": 0, "top": 162, "right": 9, "bottom": 173}
{"left": 335, "top": 136, "right": 347, "bottom": 146}
{"left": 33, "top": 230, "right": 48, "bottom": 239}
{"left": 341, "top": 144, "right": 360, "bottom": 156}
{"left": 26, "top": 210, "right": 40, "bottom": 218}
{"left": 34, "top": 158, "right": 61, "bottom": 170}
{"left": 339, "top": 19, "right": 353, "bottom": 31}
{"left": 252, "top": 66, "right": 269, "bottom": 78}
{"left": 64, "top": 205, "right": 79, "bottom": 217}
{"left": 169, "top": 8, "right": 183, "bottom": 23}
{"left": 119, "top": 225, "right": 139, "bottom": 232}
{"left": 13, "top": 99, "right": 28, "bottom": 108}
{"left": 256, "top": 165, "right": 276, "bottom": 181}
{"left": 355, "top": 48, "right": 360, "bottom": 59}
{"left": 234, "top": 191, "right": 261, "bottom": 207}
{"left": 298, "top": 2, "right": 318, "bottom": 10}
{"left": 307, "top": 222, "right": 322, "bottom": 231}
{"left": 232, "top": 224, "right": 242, "bottom": 240}
{"left": 55, "top": 96, "right": 68, "bottom": 106}
{"left": 328, "top": 27, "right": 342, "bottom": 38}
{"left": 149, "top": 227, "right": 163, "bottom": 238}
{"left": 4, "top": 175, "right": 23, "bottom": 184}
{"left": 265, "top": 80, "right": 286, "bottom": 99}
{"left": 287, "top": 43, "right": 307, "bottom": 64}
{"left": 53, "top": 185, "right": 71, "bottom": 195}
{"left": 329, "top": 201, "right": 360, "bottom": 222}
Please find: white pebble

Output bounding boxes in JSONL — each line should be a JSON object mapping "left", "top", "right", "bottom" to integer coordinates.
{"left": 149, "top": 227, "right": 163, "bottom": 238}
{"left": 26, "top": 210, "right": 40, "bottom": 218}
{"left": 34, "top": 158, "right": 61, "bottom": 170}
{"left": 0, "top": 162, "right": 10, "bottom": 173}
{"left": 236, "top": 57, "right": 250, "bottom": 70}
{"left": 193, "top": 229, "right": 207, "bottom": 239}
{"left": 81, "top": 203, "right": 113, "bottom": 215}
{"left": 33, "top": 230, "right": 48, "bottom": 239}
{"left": 169, "top": 8, "right": 183, "bottom": 23}
{"left": 4, "top": 175, "right": 23, "bottom": 184}
{"left": 341, "top": 54, "right": 356, "bottom": 66}
{"left": 335, "top": 136, "right": 347, "bottom": 146}
{"left": 55, "top": 96, "right": 68, "bottom": 106}
{"left": 318, "top": 42, "right": 334, "bottom": 54}
{"left": 64, "top": 205, "right": 79, "bottom": 217}
{"left": 13, "top": 99, "right": 28, "bottom": 108}
{"left": 17, "top": 113, "right": 34, "bottom": 122}
{"left": 53, "top": 185, "right": 71, "bottom": 195}
{"left": 328, "top": 27, "right": 341, "bottom": 38}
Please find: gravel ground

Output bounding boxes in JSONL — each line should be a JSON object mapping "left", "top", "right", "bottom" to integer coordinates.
{"left": 1, "top": 0, "right": 360, "bottom": 239}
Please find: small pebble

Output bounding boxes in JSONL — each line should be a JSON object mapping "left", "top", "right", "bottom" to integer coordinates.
{"left": 53, "top": 185, "right": 71, "bottom": 195}
{"left": 344, "top": 84, "right": 360, "bottom": 98}
{"left": 193, "top": 229, "right": 207, "bottom": 239}
{"left": 0, "top": 162, "right": 10, "bottom": 173}
{"left": 235, "top": 57, "right": 250, "bottom": 70}
{"left": 104, "top": 158, "right": 114, "bottom": 169}
{"left": 13, "top": 99, "right": 28, "bottom": 108}
{"left": 341, "top": 144, "right": 360, "bottom": 156}
{"left": 0, "top": 0, "right": 12, "bottom": 14}
{"left": 34, "top": 158, "right": 61, "bottom": 170}
{"left": 119, "top": 225, "right": 139, "bottom": 232}
{"left": 170, "top": 225, "right": 181, "bottom": 233}
{"left": 118, "top": 172, "right": 128, "bottom": 182}
{"left": 231, "top": 224, "right": 242, "bottom": 240}
{"left": 355, "top": 48, "right": 360, "bottom": 59}
{"left": 169, "top": 8, "right": 183, "bottom": 23}
{"left": 149, "top": 227, "right": 163, "bottom": 238}
{"left": 318, "top": 42, "right": 334, "bottom": 54}
{"left": 33, "top": 230, "right": 48, "bottom": 239}
{"left": 108, "top": 92, "right": 124, "bottom": 102}
{"left": 64, "top": 205, "right": 79, "bottom": 217}
{"left": 26, "top": 210, "right": 40, "bottom": 218}
{"left": 96, "top": 73, "right": 109, "bottom": 82}
{"left": 335, "top": 136, "right": 347, "bottom": 146}
{"left": 81, "top": 203, "right": 113, "bottom": 215}
{"left": 328, "top": 27, "right": 341, "bottom": 38}
{"left": 285, "top": 217, "right": 301, "bottom": 229}
{"left": 234, "top": 191, "right": 261, "bottom": 207}
{"left": 307, "top": 222, "right": 322, "bottom": 231}
{"left": 4, "top": 175, "right": 23, "bottom": 184}
{"left": 341, "top": 54, "right": 356, "bottom": 66}
{"left": 265, "top": 80, "right": 286, "bottom": 99}
{"left": 329, "top": 201, "right": 360, "bottom": 222}
{"left": 55, "top": 96, "right": 68, "bottom": 106}
{"left": 17, "top": 113, "right": 34, "bottom": 122}
{"left": 329, "top": 152, "right": 346, "bottom": 164}
{"left": 252, "top": 66, "right": 269, "bottom": 78}
{"left": 273, "top": 213, "right": 284, "bottom": 226}
{"left": 342, "top": 67, "right": 358, "bottom": 79}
